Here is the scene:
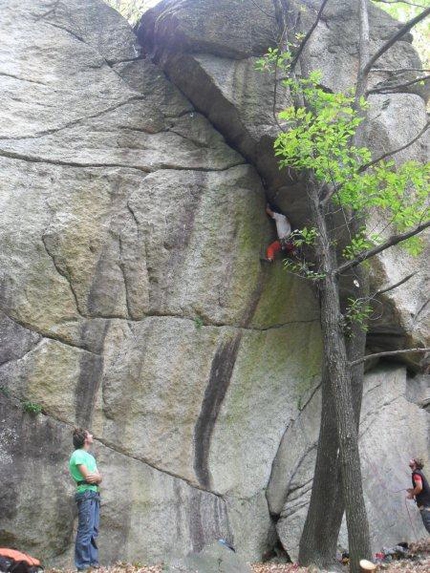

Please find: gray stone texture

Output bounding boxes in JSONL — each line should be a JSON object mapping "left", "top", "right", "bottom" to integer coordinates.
{"left": 271, "top": 366, "right": 429, "bottom": 560}
{"left": 166, "top": 542, "right": 252, "bottom": 573}
{"left": 138, "top": 0, "right": 429, "bottom": 357}
{"left": 0, "top": 0, "right": 428, "bottom": 567}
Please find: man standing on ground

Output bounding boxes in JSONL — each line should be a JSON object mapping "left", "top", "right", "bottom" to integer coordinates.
{"left": 407, "top": 457, "right": 430, "bottom": 533}
{"left": 69, "top": 428, "right": 103, "bottom": 571}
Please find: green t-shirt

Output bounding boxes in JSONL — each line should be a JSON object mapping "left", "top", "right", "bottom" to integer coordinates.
{"left": 69, "top": 449, "right": 99, "bottom": 493}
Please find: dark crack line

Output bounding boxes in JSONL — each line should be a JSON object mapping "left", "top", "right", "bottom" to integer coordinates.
{"left": 41, "top": 233, "right": 85, "bottom": 317}
{"left": 118, "top": 234, "right": 133, "bottom": 320}
{"left": 281, "top": 493, "right": 313, "bottom": 519}
{"left": 3, "top": 395, "right": 226, "bottom": 498}
{"left": 126, "top": 201, "right": 140, "bottom": 227}
{"left": 159, "top": 59, "right": 268, "bottom": 180}
{"left": 0, "top": 148, "right": 245, "bottom": 173}
{"left": 284, "top": 443, "right": 318, "bottom": 497}
{"left": 286, "top": 476, "right": 314, "bottom": 496}
{"left": 43, "top": 17, "right": 142, "bottom": 86}
{"left": 0, "top": 296, "right": 318, "bottom": 336}
{"left": 0, "top": 309, "right": 100, "bottom": 355}
{"left": 164, "top": 108, "right": 195, "bottom": 120}
{"left": 43, "top": 19, "right": 85, "bottom": 44}
{"left": 0, "top": 71, "right": 47, "bottom": 86}
{"left": 117, "top": 125, "right": 164, "bottom": 135}
{"left": 167, "top": 127, "right": 211, "bottom": 149}
{"left": 413, "top": 297, "right": 430, "bottom": 325}
{"left": 359, "top": 392, "right": 405, "bottom": 436}
{"left": 96, "top": 435, "right": 225, "bottom": 498}
{"left": 120, "top": 313, "right": 319, "bottom": 333}
{"left": 0, "top": 96, "right": 145, "bottom": 142}
{"left": 0, "top": 339, "right": 44, "bottom": 369}
{"left": 0, "top": 148, "right": 151, "bottom": 170}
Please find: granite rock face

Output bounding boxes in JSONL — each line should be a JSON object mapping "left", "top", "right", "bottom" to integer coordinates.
{"left": 0, "top": 0, "right": 320, "bottom": 564}
{"left": 0, "top": 0, "right": 428, "bottom": 567}
{"left": 138, "top": 0, "right": 429, "bottom": 358}
{"left": 269, "top": 365, "right": 430, "bottom": 560}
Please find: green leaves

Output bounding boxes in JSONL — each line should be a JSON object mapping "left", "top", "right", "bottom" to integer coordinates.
{"left": 338, "top": 160, "right": 429, "bottom": 255}
{"left": 255, "top": 47, "right": 292, "bottom": 72}
{"left": 343, "top": 298, "right": 373, "bottom": 334}
{"left": 22, "top": 401, "right": 43, "bottom": 415}
{"left": 269, "top": 62, "right": 429, "bottom": 260}
{"left": 290, "top": 227, "right": 318, "bottom": 247}
{"left": 283, "top": 258, "right": 325, "bottom": 281}
{"left": 342, "top": 229, "right": 379, "bottom": 260}
{"left": 257, "top": 46, "right": 429, "bottom": 270}
{"left": 274, "top": 78, "right": 370, "bottom": 185}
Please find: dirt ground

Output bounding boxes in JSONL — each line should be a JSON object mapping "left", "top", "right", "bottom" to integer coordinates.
{"left": 47, "top": 538, "right": 430, "bottom": 573}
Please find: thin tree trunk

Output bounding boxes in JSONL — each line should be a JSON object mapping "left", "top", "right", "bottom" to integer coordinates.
{"left": 298, "top": 363, "right": 344, "bottom": 568}
{"left": 281, "top": 2, "right": 371, "bottom": 568}
{"left": 298, "top": 311, "right": 367, "bottom": 568}
{"left": 306, "top": 174, "right": 372, "bottom": 573}
{"left": 299, "top": 206, "right": 344, "bottom": 568}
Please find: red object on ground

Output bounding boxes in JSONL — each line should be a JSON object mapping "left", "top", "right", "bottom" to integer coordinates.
{"left": 0, "top": 549, "right": 41, "bottom": 567}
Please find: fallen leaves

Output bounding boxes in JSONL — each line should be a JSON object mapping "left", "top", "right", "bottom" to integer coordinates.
{"left": 45, "top": 538, "right": 429, "bottom": 573}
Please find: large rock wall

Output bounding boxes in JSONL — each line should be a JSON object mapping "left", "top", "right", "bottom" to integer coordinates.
{"left": 138, "top": 0, "right": 430, "bottom": 364}
{"left": 0, "top": 0, "right": 428, "bottom": 567}
{"left": 268, "top": 365, "right": 429, "bottom": 560}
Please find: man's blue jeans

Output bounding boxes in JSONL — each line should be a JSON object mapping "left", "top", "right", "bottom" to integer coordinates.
{"left": 75, "top": 490, "right": 100, "bottom": 570}
{"left": 420, "top": 507, "right": 430, "bottom": 533}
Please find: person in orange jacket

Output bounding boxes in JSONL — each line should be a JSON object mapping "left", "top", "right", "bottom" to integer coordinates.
{"left": 262, "top": 203, "right": 297, "bottom": 262}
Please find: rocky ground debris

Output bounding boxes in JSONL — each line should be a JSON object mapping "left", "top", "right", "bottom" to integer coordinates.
{"left": 45, "top": 538, "right": 430, "bottom": 573}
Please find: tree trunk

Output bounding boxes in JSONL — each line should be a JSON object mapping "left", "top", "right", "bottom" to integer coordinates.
{"left": 305, "top": 175, "right": 372, "bottom": 573}
{"left": 299, "top": 200, "right": 369, "bottom": 567}
{"left": 298, "top": 363, "right": 344, "bottom": 568}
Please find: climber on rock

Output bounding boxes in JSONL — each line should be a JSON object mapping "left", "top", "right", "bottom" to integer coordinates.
{"left": 262, "top": 203, "right": 298, "bottom": 263}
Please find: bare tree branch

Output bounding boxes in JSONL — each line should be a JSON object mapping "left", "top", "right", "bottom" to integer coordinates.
{"left": 289, "top": 0, "right": 331, "bottom": 73}
{"left": 372, "top": 0, "right": 429, "bottom": 8}
{"left": 350, "top": 347, "right": 430, "bottom": 366}
{"left": 374, "top": 272, "right": 417, "bottom": 296}
{"left": 272, "top": 23, "right": 290, "bottom": 133}
{"left": 320, "top": 120, "right": 429, "bottom": 206}
{"left": 371, "top": 67, "right": 430, "bottom": 74}
{"left": 336, "top": 219, "right": 430, "bottom": 275}
{"left": 356, "top": 0, "right": 371, "bottom": 101}
{"left": 248, "top": 0, "right": 277, "bottom": 19}
{"left": 360, "top": 7, "right": 430, "bottom": 85}
{"left": 358, "top": 121, "right": 430, "bottom": 172}
{"left": 367, "top": 74, "right": 430, "bottom": 94}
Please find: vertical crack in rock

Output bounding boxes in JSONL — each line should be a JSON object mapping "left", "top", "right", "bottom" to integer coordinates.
{"left": 41, "top": 233, "right": 84, "bottom": 316}
{"left": 193, "top": 333, "right": 242, "bottom": 489}
{"left": 74, "top": 320, "right": 110, "bottom": 426}
{"left": 118, "top": 234, "right": 132, "bottom": 319}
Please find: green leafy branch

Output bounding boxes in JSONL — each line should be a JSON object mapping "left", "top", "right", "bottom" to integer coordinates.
{"left": 283, "top": 258, "right": 325, "bottom": 281}
{"left": 342, "top": 297, "right": 373, "bottom": 335}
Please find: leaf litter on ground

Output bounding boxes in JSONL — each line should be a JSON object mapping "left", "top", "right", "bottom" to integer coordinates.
{"left": 45, "top": 538, "right": 429, "bottom": 573}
